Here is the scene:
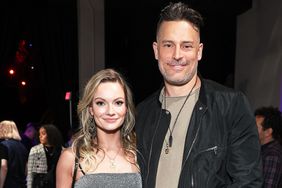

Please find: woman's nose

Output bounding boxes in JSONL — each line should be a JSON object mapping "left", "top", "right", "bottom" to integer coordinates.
{"left": 106, "top": 105, "right": 115, "bottom": 115}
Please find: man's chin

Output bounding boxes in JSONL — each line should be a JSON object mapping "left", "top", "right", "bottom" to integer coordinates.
{"left": 165, "top": 78, "right": 189, "bottom": 86}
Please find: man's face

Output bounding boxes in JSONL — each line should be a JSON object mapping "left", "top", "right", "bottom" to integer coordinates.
{"left": 153, "top": 20, "right": 203, "bottom": 86}
{"left": 256, "top": 115, "right": 267, "bottom": 144}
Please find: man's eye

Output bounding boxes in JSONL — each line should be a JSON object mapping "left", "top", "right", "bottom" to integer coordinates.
{"left": 183, "top": 45, "right": 193, "bottom": 49}
{"left": 163, "top": 43, "right": 172, "bottom": 48}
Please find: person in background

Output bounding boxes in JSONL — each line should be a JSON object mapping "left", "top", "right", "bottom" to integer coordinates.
{"left": 27, "top": 124, "right": 63, "bottom": 188}
{"left": 21, "top": 122, "right": 38, "bottom": 152}
{"left": 0, "top": 143, "right": 8, "bottom": 188}
{"left": 64, "top": 128, "right": 80, "bottom": 148}
{"left": 255, "top": 106, "right": 282, "bottom": 188}
{"left": 0, "top": 120, "right": 28, "bottom": 188}
{"left": 56, "top": 69, "right": 141, "bottom": 188}
{"left": 135, "top": 2, "right": 262, "bottom": 187}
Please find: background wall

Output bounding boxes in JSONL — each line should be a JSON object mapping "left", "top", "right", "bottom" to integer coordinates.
{"left": 236, "top": 0, "right": 282, "bottom": 111}
{"left": 78, "top": 0, "right": 105, "bottom": 95}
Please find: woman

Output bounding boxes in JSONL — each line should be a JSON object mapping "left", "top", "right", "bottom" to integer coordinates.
{"left": 27, "top": 124, "right": 63, "bottom": 188}
{"left": 0, "top": 120, "right": 28, "bottom": 188}
{"left": 0, "top": 143, "right": 8, "bottom": 188}
{"left": 56, "top": 69, "right": 141, "bottom": 188}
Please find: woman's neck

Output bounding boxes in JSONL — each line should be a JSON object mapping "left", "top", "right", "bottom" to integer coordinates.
{"left": 96, "top": 133, "right": 122, "bottom": 150}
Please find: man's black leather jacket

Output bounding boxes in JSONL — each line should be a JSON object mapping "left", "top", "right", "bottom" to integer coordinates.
{"left": 136, "top": 78, "right": 263, "bottom": 188}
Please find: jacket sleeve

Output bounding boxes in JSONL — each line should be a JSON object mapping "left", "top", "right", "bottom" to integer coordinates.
{"left": 27, "top": 146, "right": 36, "bottom": 188}
{"left": 226, "top": 92, "right": 263, "bottom": 187}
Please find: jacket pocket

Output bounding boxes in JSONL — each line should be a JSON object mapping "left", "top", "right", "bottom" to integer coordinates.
{"left": 191, "top": 145, "right": 226, "bottom": 187}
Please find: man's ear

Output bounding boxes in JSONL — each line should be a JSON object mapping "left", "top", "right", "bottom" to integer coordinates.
{"left": 153, "top": 42, "right": 159, "bottom": 60}
{"left": 197, "top": 43, "right": 203, "bottom": 61}
{"left": 265, "top": 127, "right": 273, "bottom": 137}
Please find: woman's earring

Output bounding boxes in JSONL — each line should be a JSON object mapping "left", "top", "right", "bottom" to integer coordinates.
{"left": 89, "top": 116, "right": 96, "bottom": 135}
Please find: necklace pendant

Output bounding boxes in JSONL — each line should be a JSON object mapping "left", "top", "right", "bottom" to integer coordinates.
{"left": 104, "top": 148, "right": 121, "bottom": 170}
{"left": 110, "top": 159, "right": 116, "bottom": 169}
{"left": 165, "top": 147, "right": 169, "bottom": 154}
{"left": 165, "top": 143, "right": 169, "bottom": 154}
{"left": 169, "top": 135, "right": 173, "bottom": 147}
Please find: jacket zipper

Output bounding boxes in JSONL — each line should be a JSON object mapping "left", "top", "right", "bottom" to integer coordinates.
{"left": 146, "top": 107, "right": 164, "bottom": 185}
{"left": 200, "top": 146, "right": 218, "bottom": 155}
{"left": 190, "top": 145, "right": 218, "bottom": 187}
{"left": 181, "top": 105, "right": 207, "bottom": 188}
{"left": 185, "top": 122, "right": 200, "bottom": 188}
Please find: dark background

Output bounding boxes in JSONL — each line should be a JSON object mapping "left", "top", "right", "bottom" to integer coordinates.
{"left": 105, "top": 0, "right": 251, "bottom": 102}
{"left": 0, "top": 0, "right": 252, "bottom": 141}
{"left": 0, "top": 0, "right": 78, "bottom": 137}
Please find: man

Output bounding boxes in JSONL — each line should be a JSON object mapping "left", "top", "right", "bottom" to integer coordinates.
{"left": 135, "top": 2, "right": 262, "bottom": 187}
{"left": 255, "top": 106, "right": 282, "bottom": 187}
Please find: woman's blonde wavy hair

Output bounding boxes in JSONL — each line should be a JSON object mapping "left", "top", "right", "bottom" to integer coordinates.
{"left": 72, "top": 68, "right": 136, "bottom": 172}
{"left": 0, "top": 120, "right": 21, "bottom": 141}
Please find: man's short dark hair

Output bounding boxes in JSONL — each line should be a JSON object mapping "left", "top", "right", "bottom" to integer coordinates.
{"left": 156, "top": 2, "right": 204, "bottom": 36}
{"left": 255, "top": 106, "right": 282, "bottom": 142}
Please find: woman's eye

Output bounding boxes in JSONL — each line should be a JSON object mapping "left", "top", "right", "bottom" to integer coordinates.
{"left": 115, "top": 100, "right": 124, "bottom": 106}
{"left": 95, "top": 101, "right": 105, "bottom": 106}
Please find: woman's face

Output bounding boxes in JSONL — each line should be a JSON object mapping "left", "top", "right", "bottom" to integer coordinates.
{"left": 89, "top": 81, "right": 127, "bottom": 134}
{"left": 39, "top": 127, "right": 48, "bottom": 145}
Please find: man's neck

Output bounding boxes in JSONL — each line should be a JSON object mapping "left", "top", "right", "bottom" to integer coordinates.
{"left": 165, "top": 76, "right": 200, "bottom": 97}
{"left": 262, "top": 137, "right": 274, "bottom": 145}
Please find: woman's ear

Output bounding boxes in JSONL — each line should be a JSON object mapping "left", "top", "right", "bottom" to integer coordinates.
{"left": 89, "top": 106, "right": 94, "bottom": 116}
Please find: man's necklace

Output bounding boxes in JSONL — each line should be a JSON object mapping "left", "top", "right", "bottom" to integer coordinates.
{"left": 164, "top": 77, "right": 198, "bottom": 154}
{"left": 104, "top": 148, "right": 121, "bottom": 169}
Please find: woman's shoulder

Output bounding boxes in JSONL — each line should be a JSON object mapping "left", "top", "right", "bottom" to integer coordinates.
{"left": 57, "top": 147, "right": 76, "bottom": 174}
{"left": 30, "top": 144, "right": 43, "bottom": 151}
{"left": 59, "top": 147, "right": 75, "bottom": 161}
{"left": 61, "top": 147, "right": 74, "bottom": 154}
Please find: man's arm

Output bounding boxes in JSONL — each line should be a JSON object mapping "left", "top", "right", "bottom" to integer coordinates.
{"left": 227, "top": 93, "right": 263, "bottom": 187}
{"left": 262, "top": 155, "right": 282, "bottom": 187}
